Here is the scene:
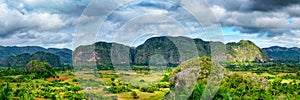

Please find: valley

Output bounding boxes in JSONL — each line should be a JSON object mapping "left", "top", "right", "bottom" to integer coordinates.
{"left": 1, "top": 57, "right": 300, "bottom": 99}
{"left": 0, "top": 36, "right": 300, "bottom": 99}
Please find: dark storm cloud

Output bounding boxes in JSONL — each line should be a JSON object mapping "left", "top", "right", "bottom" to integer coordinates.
{"left": 285, "top": 5, "right": 300, "bottom": 17}
{"left": 209, "top": 0, "right": 300, "bottom": 38}
{"left": 250, "top": 0, "right": 300, "bottom": 12}
{"left": 4, "top": 0, "right": 91, "bottom": 16}
{"left": 208, "top": 0, "right": 300, "bottom": 47}
{"left": 210, "top": 0, "right": 300, "bottom": 12}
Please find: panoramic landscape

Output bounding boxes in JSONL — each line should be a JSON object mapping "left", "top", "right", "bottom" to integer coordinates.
{"left": 1, "top": 36, "right": 300, "bottom": 99}
{"left": 1, "top": 0, "right": 300, "bottom": 100}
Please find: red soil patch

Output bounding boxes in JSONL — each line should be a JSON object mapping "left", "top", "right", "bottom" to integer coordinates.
{"left": 35, "top": 98, "right": 45, "bottom": 100}
{"left": 47, "top": 77, "right": 69, "bottom": 81}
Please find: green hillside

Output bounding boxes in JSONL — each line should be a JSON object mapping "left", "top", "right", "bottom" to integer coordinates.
{"left": 226, "top": 40, "right": 267, "bottom": 62}
{"left": 1, "top": 51, "right": 61, "bottom": 67}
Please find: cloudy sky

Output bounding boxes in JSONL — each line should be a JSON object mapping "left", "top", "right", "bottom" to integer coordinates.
{"left": 0, "top": 0, "right": 299, "bottom": 49}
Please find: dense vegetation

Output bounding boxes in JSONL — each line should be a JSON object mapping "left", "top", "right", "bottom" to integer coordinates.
{"left": 0, "top": 79, "right": 85, "bottom": 100}
{"left": 168, "top": 57, "right": 300, "bottom": 100}
{"left": 226, "top": 40, "right": 267, "bottom": 62}
{"left": 188, "top": 73, "right": 300, "bottom": 99}
{"left": 2, "top": 58, "right": 300, "bottom": 99}
{"left": 1, "top": 52, "right": 61, "bottom": 67}
{"left": 25, "top": 60, "right": 56, "bottom": 78}
{"left": 0, "top": 60, "right": 84, "bottom": 100}
{"left": 0, "top": 46, "right": 72, "bottom": 64}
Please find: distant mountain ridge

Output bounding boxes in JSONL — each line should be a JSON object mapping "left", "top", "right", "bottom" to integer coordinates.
{"left": 0, "top": 46, "right": 72, "bottom": 64}
{"left": 1, "top": 51, "right": 61, "bottom": 67}
{"left": 263, "top": 46, "right": 300, "bottom": 61}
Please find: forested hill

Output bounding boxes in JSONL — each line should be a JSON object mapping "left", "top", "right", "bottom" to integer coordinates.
{"left": 1, "top": 51, "right": 61, "bottom": 67}
{"left": 263, "top": 46, "right": 300, "bottom": 61}
{"left": 134, "top": 36, "right": 212, "bottom": 65}
{"left": 0, "top": 46, "right": 72, "bottom": 64}
{"left": 74, "top": 36, "right": 269, "bottom": 66}
{"left": 134, "top": 37, "right": 267, "bottom": 64}
{"left": 226, "top": 40, "right": 267, "bottom": 62}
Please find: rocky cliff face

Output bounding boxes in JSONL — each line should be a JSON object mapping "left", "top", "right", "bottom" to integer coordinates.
{"left": 95, "top": 42, "right": 133, "bottom": 65}
{"left": 74, "top": 36, "right": 269, "bottom": 66}
{"left": 135, "top": 37, "right": 267, "bottom": 64}
{"left": 73, "top": 42, "right": 133, "bottom": 67}
{"left": 226, "top": 40, "right": 267, "bottom": 62}
{"left": 134, "top": 36, "right": 211, "bottom": 65}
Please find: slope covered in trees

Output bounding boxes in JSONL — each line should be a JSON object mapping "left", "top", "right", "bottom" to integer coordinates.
{"left": 25, "top": 60, "right": 56, "bottom": 78}
{"left": 226, "top": 40, "right": 267, "bottom": 62}
{"left": 1, "top": 52, "right": 61, "bottom": 67}
{"left": 0, "top": 46, "right": 72, "bottom": 63}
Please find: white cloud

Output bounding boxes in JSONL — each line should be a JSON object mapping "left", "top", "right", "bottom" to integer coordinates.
{"left": 210, "top": 5, "right": 227, "bottom": 20}
{"left": 209, "top": 5, "right": 300, "bottom": 39}
{"left": 0, "top": 30, "right": 72, "bottom": 48}
{"left": 271, "top": 30, "right": 300, "bottom": 47}
{"left": 0, "top": 0, "right": 300, "bottom": 49}
{"left": 0, "top": 1, "right": 82, "bottom": 49}
{"left": 0, "top": 3, "right": 69, "bottom": 37}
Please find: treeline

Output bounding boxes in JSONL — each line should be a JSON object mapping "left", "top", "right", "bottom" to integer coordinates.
{"left": 225, "top": 62, "right": 300, "bottom": 73}
{"left": 96, "top": 63, "right": 177, "bottom": 71}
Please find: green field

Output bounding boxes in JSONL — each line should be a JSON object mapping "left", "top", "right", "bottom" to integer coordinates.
{"left": 75, "top": 67, "right": 171, "bottom": 100}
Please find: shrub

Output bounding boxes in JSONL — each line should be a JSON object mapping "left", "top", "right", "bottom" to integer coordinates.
{"left": 108, "top": 81, "right": 132, "bottom": 93}
{"left": 139, "top": 79, "right": 145, "bottom": 82}
{"left": 111, "top": 77, "right": 115, "bottom": 81}
{"left": 68, "top": 72, "right": 75, "bottom": 76}
{"left": 131, "top": 91, "right": 138, "bottom": 99}
{"left": 161, "top": 74, "right": 170, "bottom": 82}
{"left": 72, "top": 79, "right": 79, "bottom": 82}
{"left": 109, "top": 85, "right": 131, "bottom": 93}
{"left": 139, "top": 86, "right": 159, "bottom": 93}
{"left": 155, "top": 83, "right": 170, "bottom": 88}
